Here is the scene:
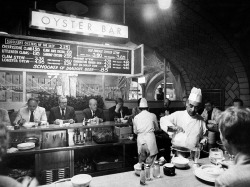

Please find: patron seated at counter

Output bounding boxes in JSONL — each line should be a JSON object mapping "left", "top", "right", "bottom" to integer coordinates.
{"left": 201, "top": 100, "right": 221, "bottom": 129}
{"left": 109, "top": 98, "right": 130, "bottom": 121}
{"left": 215, "top": 107, "right": 250, "bottom": 187}
{"left": 160, "top": 87, "right": 207, "bottom": 149}
{"left": 83, "top": 98, "right": 105, "bottom": 123}
{"left": 0, "top": 108, "right": 11, "bottom": 126}
{"left": 48, "top": 96, "right": 77, "bottom": 125}
{"left": 233, "top": 98, "right": 244, "bottom": 108}
{"left": 13, "top": 98, "right": 47, "bottom": 126}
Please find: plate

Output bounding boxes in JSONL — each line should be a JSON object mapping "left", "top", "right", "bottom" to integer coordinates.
{"left": 17, "top": 142, "right": 35, "bottom": 150}
{"left": 194, "top": 167, "right": 215, "bottom": 183}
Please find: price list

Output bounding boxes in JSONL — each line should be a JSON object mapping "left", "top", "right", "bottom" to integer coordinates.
{"left": 0, "top": 35, "right": 132, "bottom": 75}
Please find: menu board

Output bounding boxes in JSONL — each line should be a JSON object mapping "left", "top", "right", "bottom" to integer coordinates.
{"left": 0, "top": 34, "right": 132, "bottom": 75}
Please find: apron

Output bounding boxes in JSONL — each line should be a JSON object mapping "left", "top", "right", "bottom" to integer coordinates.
{"left": 137, "top": 132, "right": 158, "bottom": 156}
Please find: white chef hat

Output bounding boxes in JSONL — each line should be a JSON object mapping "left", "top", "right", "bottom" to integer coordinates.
{"left": 188, "top": 87, "right": 202, "bottom": 106}
{"left": 139, "top": 98, "right": 148, "bottom": 108}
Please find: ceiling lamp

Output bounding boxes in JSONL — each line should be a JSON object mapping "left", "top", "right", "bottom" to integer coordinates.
{"left": 56, "top": 1, "right": 88, "bottom": 16}
{"left": 158, "top": 0, "right": 171, "bottom": 9}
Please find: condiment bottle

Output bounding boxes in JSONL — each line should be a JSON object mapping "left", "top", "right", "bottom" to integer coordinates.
{"left": 145, "top": 164, "right": 151, "bottom": 181}
{"left": 140, "top": 163, "right": 146, "bottom": 185}
{"left": 153, "top": 161, "right": 160, "bottom": 178}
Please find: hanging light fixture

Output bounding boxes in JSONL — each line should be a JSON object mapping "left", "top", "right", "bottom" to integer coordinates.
{"left": 158, "top": 0, "right": 171, "bottom": 9}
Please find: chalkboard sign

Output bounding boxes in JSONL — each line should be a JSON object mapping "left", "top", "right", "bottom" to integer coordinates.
{"left": 0, "top": 34, "right": 138, "bottom": 76}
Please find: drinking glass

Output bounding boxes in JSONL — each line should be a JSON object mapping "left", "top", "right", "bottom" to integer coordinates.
{"left": 190, "top": 147, "right": 201, "bottom": 163}
{"left": 209, "top": 148, "right": 223, "bottom": 165}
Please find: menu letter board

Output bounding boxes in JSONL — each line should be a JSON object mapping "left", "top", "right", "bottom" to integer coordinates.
{"left": 0, "top": 34, "right": 133, "bottom": 76}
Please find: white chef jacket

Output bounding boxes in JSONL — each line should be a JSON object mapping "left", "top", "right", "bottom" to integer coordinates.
{"left": 160, "top": 110, "right": 207, "bottom": 149}
{"left": 133, "top": 110, "right": 159, "bottom": 156}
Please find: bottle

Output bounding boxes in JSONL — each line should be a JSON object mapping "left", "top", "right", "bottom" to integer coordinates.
{"left": 145, "top": 164, "right": 151, "bottom": 181}
{"left": 140, "top": 163, "right": 146, "bottom": 185}
{"left": 153, "top": 161, "right": 160, "bottom": 178}
{"left": 83, "top": 118, "right": 86, "bottom": 126}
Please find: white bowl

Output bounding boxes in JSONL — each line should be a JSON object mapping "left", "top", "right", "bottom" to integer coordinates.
{"left": 71, "top": 174, "right": 92, "bottom": 187}
{"left": 23, "top": 122, "right": 36, "bottom": 128}
{"left": 172, "top": 157, "right": 189, "bottom": 168}
{"left": 134, "top": 163, "right": 141, "bottom": 176}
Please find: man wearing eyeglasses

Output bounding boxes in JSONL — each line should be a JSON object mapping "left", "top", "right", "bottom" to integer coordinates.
{"left": 48, "top": 96, "right": 77, "bottom": 125}
{"left": 160, "top": 87, "right": 207, "bottom": 149}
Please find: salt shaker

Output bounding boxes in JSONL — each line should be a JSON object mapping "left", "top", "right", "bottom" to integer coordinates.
{"left": 145, "top": 164, "right": 151, "bottom": 181}
{"left": 140, "top": 163, "right": 146, "bottom": 185}
{"left": 153, "top": 161, "right": 160, "bottom": 178}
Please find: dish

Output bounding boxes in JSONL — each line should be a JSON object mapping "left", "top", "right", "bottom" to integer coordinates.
{"left": 172, "top": 157, "right": 189, "bottom": 168}
{"left": 23, "top": 122, "right": 37, "bottom": 129}
{"left": 17, "top": 142, "right": 35, "bottom": 150}
{"left": 194, "top": 167, "right": 215, "bottom": 183}
{"left": 71, "top": 174, "right": 92, "bottom": 187}
{"left": 194, "top": 164, "right": 225, "bottom": 183}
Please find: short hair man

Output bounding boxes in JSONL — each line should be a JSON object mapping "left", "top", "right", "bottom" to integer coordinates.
{"left": 201, "top": 100, "right": 221, "bottom": 128}
{"left": 0, "top": 108, "right": 11, "bottom": 126}
{"left": 82, "top": 98, "right": 105, "bottom": 122}
{"left": 233, "top": 98, "right": 243, "bottom": 108}
{"left": 160, "top": 87, "right": 207, "bottom": 149}
{"left": 215, "top": 107, "right": 250, "bottom": 187}
{"left": 109, "top": 98, "right": 130, "bottom": 121}
{"left": 48, "top": 96, "right": 77, "bottom": 124}
{"left": 14, "top": 98, "right": 47, "bottom": 125}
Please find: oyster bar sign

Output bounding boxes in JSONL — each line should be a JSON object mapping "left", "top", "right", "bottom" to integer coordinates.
{"left": 30, "top": 10, "right": 128, "bottom": 38}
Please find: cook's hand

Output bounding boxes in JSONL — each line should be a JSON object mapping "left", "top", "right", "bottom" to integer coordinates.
{"left": 54, "top": 119, "right": 60, "bottom": 125}
{"left": 124, "top": 115, "right": 129, "bottom": 120}
{"left": 170, "top": 126, "right": 184, "bottom": 133}
{"left": 68, "top": 119, "right": 75, "bottom": 124}
{"left": 21, "top": 177, "right": 38, "bottom": 187}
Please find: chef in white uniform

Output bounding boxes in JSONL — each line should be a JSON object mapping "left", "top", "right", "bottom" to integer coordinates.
{"left": 133, "top": 98, "right": 159, "bottom": 165}
{"left": 160, "top": 87, "right": 207, "bottom": 149}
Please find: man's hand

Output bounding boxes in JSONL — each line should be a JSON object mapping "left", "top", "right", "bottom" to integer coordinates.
{"left": 168, "top": 125, "right": 185, "bottom": 133}
{"left": 68, "top": 119, "right": 75, "bottom": 124}
{"left": 18, "top": 118, "right": 26, "bottom": 125}
{"left": 54, "top": 119, "right": 60, "bottom": 125}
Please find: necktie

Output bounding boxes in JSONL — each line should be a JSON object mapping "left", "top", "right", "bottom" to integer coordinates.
{"left": 30, "top": 111, "right": 34, "bottom": 122}
{"left": 62, "top": 109, "right": 65, "bottom": 119}
{"left": 92, "top": 111, "right": 95, "bottom": 118}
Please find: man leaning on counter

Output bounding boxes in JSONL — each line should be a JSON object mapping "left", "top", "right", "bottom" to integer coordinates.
{"left": 13, "top": 98, "right": 47, "bottom": 126}
{"left": 82, "top": 98, "right": 105, "bottom": 123}
{"left": 48, "top": 96, "right": 77, "bottom": 125}
{"left": 160, "top": 87, "right": 207, "bottom": 149}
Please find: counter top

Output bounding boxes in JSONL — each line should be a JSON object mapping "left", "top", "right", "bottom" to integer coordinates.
{"left": 40, "top": 158, "right": 213, "bottom": 187}
{"left": 8, "top": 121, "right": 129, "bottom": 132}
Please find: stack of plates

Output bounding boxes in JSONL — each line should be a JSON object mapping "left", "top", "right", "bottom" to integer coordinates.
{"left": 17, "top": 142, "right": 35, "bottom": 150}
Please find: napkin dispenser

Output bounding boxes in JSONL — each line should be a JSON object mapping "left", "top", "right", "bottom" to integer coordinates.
{"left": 41, "top": 130, "right": 68, "bottom": 149}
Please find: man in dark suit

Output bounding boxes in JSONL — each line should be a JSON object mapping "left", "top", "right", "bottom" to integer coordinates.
{"left": 83, "top": 98, "right": 105, "bottom": 122}
{"left": 109, "top": 98, "right": 130, "bottom": 121}
{"left": 48, "top": 96, "right": 77, "bottom": 124}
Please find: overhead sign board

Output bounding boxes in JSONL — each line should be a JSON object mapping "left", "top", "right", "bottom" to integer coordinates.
{"left": 0, "top": 34, "right": 143, "bottom": 76}
{"left": 29, "top": 10, "right": 128, "bottom": 39}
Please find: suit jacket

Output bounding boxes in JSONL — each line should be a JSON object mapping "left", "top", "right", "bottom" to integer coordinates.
{"left": 48, "top": 106, "right": 77, "bottom": 124}
{"left": 82, "top": 108, "right": 105, "bottom": 122}
{"left": 109, "top": 105, "right": 130, "bottom": 121}
{"left": 215, "top": 153, "right": 250, "bottom": 187}
{"left": 14, "top": 106, "right": 47, "bottom": 124}
{"left": 0, "top": 108, "right": 11, "bottom": 126}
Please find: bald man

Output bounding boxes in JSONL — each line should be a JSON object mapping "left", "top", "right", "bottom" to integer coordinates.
{"left": 83, "top": 98, "right": 105, "bottom": 122}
